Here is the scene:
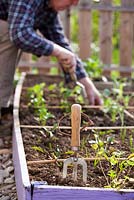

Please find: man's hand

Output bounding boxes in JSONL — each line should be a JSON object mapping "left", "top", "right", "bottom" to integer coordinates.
{"left": 52, "top": 44, "right": 103, "bottom": 105}
{"left": 52, "top": 44, "right": 76, "bottom": 73}
{"left": 79, "top": 77, "right": 103, "bottom": 105}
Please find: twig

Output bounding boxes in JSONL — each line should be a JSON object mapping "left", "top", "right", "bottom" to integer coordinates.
{"left": 99, "top": 160, "right": 110, "bottom": 186}
{"left": 20, "top": 104, "right": 134, "bottom": 110}
{"left": 124, "top": 109, "right": 134, "bottom": 120}
{"left": 20, "top": 125, "right": 134, "bottom": 130}
{"left": 27, "top": 157, "right": 127, "bottom": 165}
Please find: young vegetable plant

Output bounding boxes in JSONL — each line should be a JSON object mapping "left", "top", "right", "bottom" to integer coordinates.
{"left": 27, "top": 83, "right": 54, "bottom": 125}
{"left": 102, "top": 86, "right": 133, "bottom": 143}
{"left": 59, "top": 82, "right": 84, "bottom": 112}
{"left": 106, "top": 154, "right": 134, "bottom": 189}
{"left": 102, "top": 89, "right": 125, "bottom": 125}
{"left": 111, "top": 79, "right": 131, "bottom": 107}
{"left": 129, "top": 133, "right": 134, "bottom": 153}
{"left": 103, "top": 96, "right": 124, "bottom": 124}
{"left": 89, "top": 130, "right": 134, "bottom": 189}
{"left": 83, "top": 57, "right": 103, "bottom": 79}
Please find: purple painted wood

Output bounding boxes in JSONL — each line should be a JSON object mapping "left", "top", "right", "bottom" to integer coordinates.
{"left": 13, "top": 73, "right": 31, "bottom": 200}
{"left": 13, "top": 120, "right": 31, "bottom": 200}
{"left": 32, "top": 186, "right": 134, "bottom": 200}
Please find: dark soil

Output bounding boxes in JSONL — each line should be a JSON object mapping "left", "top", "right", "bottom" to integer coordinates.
{"left": 19, "top": 74, "right": 134, "bottom": 189}
{"left": 21, "top": 127, "right": 134, "bottom": 189}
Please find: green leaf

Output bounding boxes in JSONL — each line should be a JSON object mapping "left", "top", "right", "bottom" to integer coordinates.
{"left": 32, "top": 146, "right": 45, "bottom": 153}
{"left": 109, "top": 156, "right": 118, "bottom": 166}
{"left": 91, "top": 143, "right": 98, "bottom": 150}
{"left": 65, "top": 150, "right": 74, "bottom": 155}
{"left": 108, "top": 170, "right": 117, "bottom": 179}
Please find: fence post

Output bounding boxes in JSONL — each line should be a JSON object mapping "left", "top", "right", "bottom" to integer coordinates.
{"left": 119, "top": 0, "right": 134, "bottom": 77}
{"left": 37, "top": 56, "right": 51, "bottom": 74}
{"left": 78, "top": 0, "right": 91, "bottom": 60}
{"left": 18, "top": 52, "right": 32, "bottom": 72}
{"left": 99, "top": 0, "right": 113, "bottom": 76}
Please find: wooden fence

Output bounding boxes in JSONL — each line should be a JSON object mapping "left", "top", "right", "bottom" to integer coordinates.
{"left": 18, "top": 0, "right": 134, "bottom": 77}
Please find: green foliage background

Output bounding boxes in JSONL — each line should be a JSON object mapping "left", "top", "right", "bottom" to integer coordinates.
{"left": 70, "top": 0, "right": 121, "bottom": 64}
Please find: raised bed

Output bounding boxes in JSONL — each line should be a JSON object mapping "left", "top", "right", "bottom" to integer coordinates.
{"left": 13, "top": 72, "right": 134, "bottom": 200}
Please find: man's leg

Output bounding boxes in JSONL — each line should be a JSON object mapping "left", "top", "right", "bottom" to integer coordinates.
{"left": 0, "top": 20, "right": 19, "bottom": 135}
{"left": 0, "top": 20, "right": 18, "bottom": 109}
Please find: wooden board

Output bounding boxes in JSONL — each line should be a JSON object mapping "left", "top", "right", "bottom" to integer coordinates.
{"left": 13, "top": 73, "right": 31, "bottom": 200}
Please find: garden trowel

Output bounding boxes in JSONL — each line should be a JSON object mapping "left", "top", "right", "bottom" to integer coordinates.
{"left": 62, "top": 104, "right": 87, "bottom": 182}
{"left": 70, "top": 71, "right": 88, "bottom": 104}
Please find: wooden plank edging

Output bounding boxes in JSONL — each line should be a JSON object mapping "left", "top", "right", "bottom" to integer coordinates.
{"left": 13, "top": 72, "right": 31, "bottom": 200}
{"left": 31, "top": 186, "right": 134, "bottom": 200}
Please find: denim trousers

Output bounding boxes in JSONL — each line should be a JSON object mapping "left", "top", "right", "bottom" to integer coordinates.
{"left": 0, "top": 20, "right": 19, "bottom": 108}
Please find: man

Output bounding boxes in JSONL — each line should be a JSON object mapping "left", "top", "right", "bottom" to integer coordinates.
{"left": 0, "top": 0, "right": 103, "bottom": 129}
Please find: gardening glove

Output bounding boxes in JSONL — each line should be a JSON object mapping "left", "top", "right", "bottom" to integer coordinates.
{"left": 52, "top": 44, "right": 76, "bottom": 74}
{"left": 79, "top": 77, "right": 103, "bottom": 105}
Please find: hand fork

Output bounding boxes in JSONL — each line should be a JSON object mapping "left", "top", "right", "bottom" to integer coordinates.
{"left": 70, "top": 72, "right": 88, "bottom": 102}
{"left": 62, "top": 104, "right": 87, "bottom": 183}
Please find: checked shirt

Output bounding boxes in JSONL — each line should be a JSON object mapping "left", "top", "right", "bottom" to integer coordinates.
{"left": 0, "top": 0, "right": 87, "bottom": 82}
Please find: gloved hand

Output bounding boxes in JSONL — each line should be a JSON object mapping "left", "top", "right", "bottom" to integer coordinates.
{"left": 79, "top": 77, "right": 103, "bottom": 105}
{"left": 52, "top": 44, "right": 76, "bottom": 74}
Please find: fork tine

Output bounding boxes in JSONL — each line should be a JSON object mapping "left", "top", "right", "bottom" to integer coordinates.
{"left": 63, "top": 157, "right": 73, "bottom": 179}
{"left": 63, "top": 157, "right": 87, "bottom": 182}
{"left": 72, "top": 162, "right": 78, "bottom": 181}
{"left": 77, "top": 158, "right": 87, "bottom": 183}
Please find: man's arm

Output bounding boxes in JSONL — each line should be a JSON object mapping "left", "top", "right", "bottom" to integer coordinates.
{"left": 39, "top": 14, "right": 103, "bottom": 105}
{"left": 8, "top": 0, "right": 102, "bottom": 105}
{"left": 8, "top": 0, "right": 54, "bottom": 56}
{"left": 38, "top": 14, "right": 87, "bottom": 82}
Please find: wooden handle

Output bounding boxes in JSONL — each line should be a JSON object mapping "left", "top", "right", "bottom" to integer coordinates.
{"left": 70, "top": 71, "right": 77, "bottom": 82}
{"left": 71, "top": 104, "right": 81, "bottom": 150}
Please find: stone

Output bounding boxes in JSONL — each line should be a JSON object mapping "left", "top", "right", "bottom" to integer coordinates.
{"left": 7, "top": 166, "right": 14, "bottom": 173}
{"left": 2, "top": 159, "right": 12, "bottom": 169}
{"left": 0, "top": 169, "right": 4, "bottom": 184}
{"left": 1, "top": 196, "right": 10, "bottom": 200}
{"left": 3, "top": 168, "right": 10, "bottom": 178}
{"left": 4, "top": 175, "right": 15, "bottom": 184}
{"left": 0, "top": 138, "right": 4, "bottom": 147}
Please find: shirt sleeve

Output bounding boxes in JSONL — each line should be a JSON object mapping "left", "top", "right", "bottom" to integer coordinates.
{"left": 8, "top": 0, "right": 54, "bottom": 56}
{"left": 39, "top": 14, "right": 88, "bottom": 82}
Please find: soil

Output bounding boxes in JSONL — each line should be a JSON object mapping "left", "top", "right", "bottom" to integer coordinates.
{"left": 19, "top": 74, "right": 134, "bottom": 189}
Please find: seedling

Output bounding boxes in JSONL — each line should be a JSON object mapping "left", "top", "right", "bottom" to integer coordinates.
{"left": 27, "top": 83, "right": 54, "bottom": 125}
{"left": 59, "top": 82, "right": 84, "bottom": 112}
{"left": 88, "top": 130, "right": 134, "bottom": 189}
{"left": 129, "top": 133, "right": 134, "bottom": 153}
{"left": 83, "top": 57, "right": 103, "bottom": 78}
{"left": 106, "top": 153, "right": 134, "bottom": 189}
